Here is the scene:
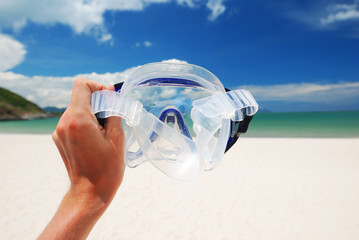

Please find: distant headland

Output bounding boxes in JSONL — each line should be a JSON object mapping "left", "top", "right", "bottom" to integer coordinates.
{"left": 0, "top": 87, "right": 63, "bottom": 121}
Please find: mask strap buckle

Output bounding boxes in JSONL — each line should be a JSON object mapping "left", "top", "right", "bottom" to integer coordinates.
{"left": 191, "top": 89, "right": 258, "bottom": 121}
{"left": 91, "top": 90, "right": 143, "bottom": 126}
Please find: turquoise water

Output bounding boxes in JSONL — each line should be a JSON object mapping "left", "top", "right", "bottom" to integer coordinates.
{"left": 0, "top": 111, "right": 358, "bottom": 137}
{"left": 0, "top": 118, "right": 59, "bottom": 134}
{"left": 246, "top": 111, "right": 359, "bottom": 138}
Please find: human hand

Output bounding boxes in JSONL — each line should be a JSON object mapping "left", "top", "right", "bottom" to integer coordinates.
{"left": 53, "top": 78, "right": 125, "bottom": 203}
{"left": 39, "top": 78, "right": 125, "bottom": 240}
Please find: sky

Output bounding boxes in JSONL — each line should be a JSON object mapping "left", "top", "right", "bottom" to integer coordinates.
{"left": 0, "top": 0, "right": 358, "bottom": 112}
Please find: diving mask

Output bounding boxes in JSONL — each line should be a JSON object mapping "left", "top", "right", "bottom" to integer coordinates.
{"left": 91, "top": 62, "right": 258, "bottom": 182}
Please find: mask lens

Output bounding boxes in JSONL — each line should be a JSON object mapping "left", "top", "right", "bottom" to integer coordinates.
{"left": 126, "top": 78, "right": 212, "bottom": 139}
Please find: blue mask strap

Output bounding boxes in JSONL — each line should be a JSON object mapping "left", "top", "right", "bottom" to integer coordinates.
{"left": 224, "top": 88, "right": 255, "bottom": 152}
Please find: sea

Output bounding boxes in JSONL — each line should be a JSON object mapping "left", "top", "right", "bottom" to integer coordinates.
{"left": 0, "top": 111, "right": 358, "bottom": 138}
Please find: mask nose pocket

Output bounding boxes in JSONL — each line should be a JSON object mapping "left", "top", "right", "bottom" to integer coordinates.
{"left": 158, "top": 106, "right": 192, "bottom": 139}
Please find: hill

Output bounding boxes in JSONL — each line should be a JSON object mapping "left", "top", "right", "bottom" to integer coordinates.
{"left": 43, "top": 106, "right": 67, "bottom": 113}
{"left": 0, "top": 87, "right": 49, "bottom": 120}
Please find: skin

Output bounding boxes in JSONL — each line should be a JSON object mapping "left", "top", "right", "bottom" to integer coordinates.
{"left": 38, "top": 78, "right": 125, "bottom": 240}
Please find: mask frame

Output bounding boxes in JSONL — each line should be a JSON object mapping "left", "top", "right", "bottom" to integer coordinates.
{"left": 96, "top": 82, "right": 255, "bottom": 154}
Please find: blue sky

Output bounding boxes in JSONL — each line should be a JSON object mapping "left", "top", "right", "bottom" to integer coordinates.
{"left": 0, "top": 0, "right": 358, "bottom": 111}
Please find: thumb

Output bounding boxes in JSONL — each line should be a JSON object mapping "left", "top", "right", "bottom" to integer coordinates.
{"left": 105, "top": 116, "right": 125, "bottom": 143}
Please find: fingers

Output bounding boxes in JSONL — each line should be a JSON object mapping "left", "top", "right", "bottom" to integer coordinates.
{"left": 107, "top": 84, "right": 115, "bottom": 91}
{"left": 70, "top": 78, "right": 107, "bottom": 109}
{"left": 105, "top": 116, "right": 124, "bottom": 144}
{"left": 69, "top": 79, "right": 122, "bottom": 141}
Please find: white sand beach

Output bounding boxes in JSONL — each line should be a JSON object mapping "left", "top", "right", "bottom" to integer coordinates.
{"left": 0, "top": 134, "right": 358, "bottom": 240}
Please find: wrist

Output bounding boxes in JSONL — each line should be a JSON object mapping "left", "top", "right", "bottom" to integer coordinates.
{"left": 38, "top": 189, "right": 109, "bottom": 240}
{"left": 66, "top": 187, "right": 108, "bottom": 214}
{"left": 69, "top": 176, "right": 119, "bottom": 206}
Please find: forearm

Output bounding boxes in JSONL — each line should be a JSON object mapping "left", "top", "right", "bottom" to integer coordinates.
{"left": 38, "top": 188, "right": 109, "bottom": 240}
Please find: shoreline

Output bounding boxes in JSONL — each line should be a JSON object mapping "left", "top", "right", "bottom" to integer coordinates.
{"left": 1, "top": 132, "right": 359, "bottom": 139}
{"left": 1, "top": 111, "right": 359, "bottom": 137}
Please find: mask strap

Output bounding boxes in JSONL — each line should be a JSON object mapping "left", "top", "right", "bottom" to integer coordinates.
{"left": 91, "top": 90, "right": 143, "bottom": 126}
{"left": 191, "top": 89, "right": 258, "bottom": 122}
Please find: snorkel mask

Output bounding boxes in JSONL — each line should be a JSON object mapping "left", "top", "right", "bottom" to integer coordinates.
{"left": 91, "top": 62, "right": 258, "bottom": 182}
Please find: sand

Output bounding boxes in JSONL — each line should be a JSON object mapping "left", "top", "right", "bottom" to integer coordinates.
{"left": 0, "top": 134, "right": 358, "bottom": 240}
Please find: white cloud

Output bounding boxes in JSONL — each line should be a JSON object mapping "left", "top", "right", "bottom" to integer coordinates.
{"left": 1, "top": 60, "right": 358, "bottom": 111}
{"left": 207, "top": 0, "right": 226, "bottom": 21}
{"left": 180, "top": 88, "right": 210, "bottom": 99}
{"left": 176, "top": 0, "right": 226, "bottom": 20}
{"left": 134, "top": 40, "right": 152, "bottom": 48}
{"left": 0, "top": 34, "right": 26, "bottom": 71}
{"left": 0, "top": 59, "right": 186, "bottom": 108}
{"left": 144, "top": 41, "right": 152, "bottom": 47}
{"left": 240, "top": 82, "right": 359, "bottom": 105}
{"left": 160, "top": 88, "right": 177, "bottom": 98}
{"left": 0, "top": 68, "right": 138, "bottom": 108}
{"left": 320, "top": 2, "right": 359, "bottom": 25}
{"left": 177, "top": 0, "right": 197, "bottom": 8}
{"left": 0, "top": 0, "right": 227, "bottom": 43}
{"left": 98, "top": 33, "right": 113, "bottom": 44}
{"left": 161, "top": 58, "right": 188, "bottom": 64}
{"left": 283, "top": 1, "right": 359, "bottom": 32}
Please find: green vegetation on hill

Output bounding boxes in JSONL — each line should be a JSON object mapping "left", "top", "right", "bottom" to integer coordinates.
{"left": 0, "top": 87, "right": 48, "bottom": 120}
